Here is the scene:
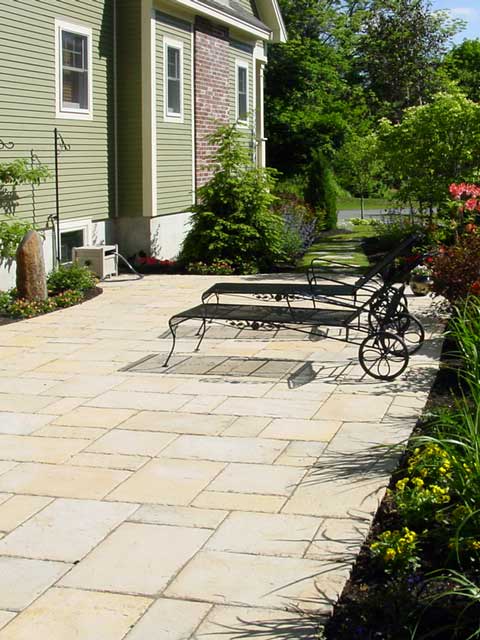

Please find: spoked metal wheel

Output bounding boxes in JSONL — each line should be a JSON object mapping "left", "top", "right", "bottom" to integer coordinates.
{"left": 369, "top": 312, "right": 425, "bottom": 355}
{"left": 359, "top": 331, "right": 409, "bottom": 380}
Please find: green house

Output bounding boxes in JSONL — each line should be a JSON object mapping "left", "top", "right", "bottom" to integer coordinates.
{"left": 0, "top": 0, "right": 286, "bottom": 286}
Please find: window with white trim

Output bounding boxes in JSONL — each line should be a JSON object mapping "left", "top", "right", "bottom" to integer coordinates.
{"left": 55, "top": 20, "right": 93, "bottom": 119}
{"left": 164, "top": 39, "right": 183, "bottom": 120}
{"left": 236, "top": 61, "right": 249, "bottom": 124}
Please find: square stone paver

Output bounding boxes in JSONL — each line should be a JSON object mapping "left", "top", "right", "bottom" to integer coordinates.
{"left": 165, "top": 550, "right": 346, "bottom": 612}
{"left": 0, "top": 434, "right": 89, "bottom": 464}
{"left": 53, "top": 407, "right": 136, "bottom": 428}
{"left": 129, "top": 504, "right": 228, "bottom": 529}
{"left": 159, "top": 435, "right": 287, "bottom": 464}
{"left": 107, "top": 458, "right": 225, "bottom": 505}
{"left": 313, "top": 394, "right": 392, "bottom": 422}
{"left": 69, "top": 452, "right": 149, "bottom": 471}
{"left": 60, "top": 522, "right": 211, "bottom": 595}
{"left": 274, "top": 441, "right": 327, "bottom": 467}
{"left": 127, "top": 598, "right": 211, "bottom": 640}
{"left": 208, "top": 463, "right": 305, "bottom": 497}
{"left": 0, "top": 412, "right": 55, "bottom": 436}
{"left": 193, "top": 605, "right": 320, "bottom": 640}
{"left": 221, "top": 416, "right": 271, "bottom": 438}
{"left": 0, "top": 587, "right": 151, "bottom": 640}
{"left": 193, "top": 491, "right": 286, "bottom": 513}
{"left": 0, "top": 498, "right": 136, "bottom": 562}
{"left": 0, "top": 557, "right": 69, "bottom": 611}
{"left": 120, "top": 411, "right": 235, "bottom": 435}
{"left": 0, "top": 463, "right": 130, "bottom": 500}
{"left": 205, "top": 512, "right": 321, "bottom": 557}
{"left": 88, "top": 429, "right": 177, "bottom": 457}
{"left": 0, "top": 495, "right": 53, "bottom": 532}
{"left": 260, "top": 418, "right": 341, "bottom": 442}
{"left": 306, "top": 517, "right": 370, "bottom": 561}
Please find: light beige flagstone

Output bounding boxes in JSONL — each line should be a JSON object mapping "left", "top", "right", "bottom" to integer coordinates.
{"left": 53, "top": 406, "right": 137, "bottom": 428}
{"left": 60, "top": 522, "right": 212, "bottom": 595}
{"left": 274, "top": 441, "right": 327, "bottom": 467}
{"left": 0, "top": 412, "right": 55, "bottom": 435}
{"left": 120, "top": 411, "right": 235, "bottom": 435}
{"left": 126, "top": 598, "right": 212, "bottom": 640}
{"left": 88, "top": 429, "right": 177, "bottom": 457}
{"left": 45, "top": 375, "right": 127, "bottom": 399}
{"left": 159, "top": 435, "right": 287, "bottom": 464}
{"left": 70, "top": 452, "right": 149, "bottom": 471}
{"left": 313, "top": 393, "right": 393, "bottom": 422}
{"left": 0, "top": 557, "right": 69, "bottom": 611}
{"left": 0, "top": 498, "right": 137, "bottom": 562}
{"left": 0, "top": 587, "right": 151, "bottom": 640}
{"left": 33, "top": 425, "right": 108, "bottom": 440}
{"left": 129, "top": 504, "right": 228, "bottom": 529}
{"left": 0, "top": 394, "right": 60, "bottom": 413}
{"left": 205, "top": 511, "right": 321, "bottom": 557}
{"left": 165, "top": 550, "right": 347, "bottom": 613}
{"left": 0, "top": 434, "right": 89, "bottom": 464}
{"left": 0, "top": 611, "right": 15, "bottom": 631}
{"left": 0, "top": 495, "right": 53, "bottom": 532}
{"left": 221, "top": 416, "right": 272, "bottom": 437}
{"left": 107, "top": 458, "right": 226, "bottom": 505}
{"left": 37, "top": 397, "right": 84, "bottom": 415}
{"left": 86, "top": 391, "right": 189, "bottom": 411}
{"left": 306, "top": 517, "right": 370, "bottom": 561}
{"left": 208, "top": 463, "right": 306, "bottom": 497}
{"left": 192, "top": 605, "right": 320, "bottom": 640}
{"left": 0, "top": 463, "right": 130, "bottom": 499}
{"left": 192, "top": 491, "right": 286, "bottom": 513}
{"left": 213, "top": 397, "right": 321, "bottom": 419}
{"left": 260, "top": 418, "right": 341, "bottom": 442}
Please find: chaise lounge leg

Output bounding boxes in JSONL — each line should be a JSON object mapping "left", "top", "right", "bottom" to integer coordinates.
{"left": 195, "top": 318, "right": 208, "bottom": 352}
{"left": 163, "top": 319, "right": 178, "bottom": 367}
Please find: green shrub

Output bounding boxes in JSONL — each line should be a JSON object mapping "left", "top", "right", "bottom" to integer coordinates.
{"left": 53, "top": 289, "right": 84, "bottom": 308}
{"left": 0, "top": 221, "right": 34, "bottom": 260}
{"left": 431, "top": 236, "right": 480, "bottom": 303}
{"left": 186, "top": 260, "right": 236, "bottom": 275}
{"left": 370, "top": 527, "right": 420, "bottom": 575}
{"left": 47, "top": 263, "right": 97, "bottom": 295}
{"left": 273, "top": 192, "right": 318, "bottom": 262}
{"left": 305, "top": 150, "right": 338, "bottom": 230}
{"left": 179, "top": 123, "right": 282, "bottom": 273}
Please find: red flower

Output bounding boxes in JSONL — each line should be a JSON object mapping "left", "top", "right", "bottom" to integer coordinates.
{"left": 470, "top": 280, "right": 480, "bottom": 295}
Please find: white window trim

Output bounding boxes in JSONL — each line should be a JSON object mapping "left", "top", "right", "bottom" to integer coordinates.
{"left": 55, "top": 18, "right": 93, "bottom": 120}
{"left": 163, "top": 37, "right": 184, "bottom": 123}
{"left": 235, "top": 59, "right": 249, "bottom": 127}
{"left": 59, "top": 218, "right": 92, "bottom": 263}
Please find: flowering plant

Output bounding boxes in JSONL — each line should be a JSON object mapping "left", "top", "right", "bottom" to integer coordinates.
{"left": 370, "top": 527, "right": 420, "bottom": 575}
{"left": 411, "top": 264, "right": 432, "bottom": 277}
{"left": 447, "top": 183, "right": 480, "bottom": 240}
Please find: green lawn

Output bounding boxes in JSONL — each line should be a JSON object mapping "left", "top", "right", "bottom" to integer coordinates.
{"left": 337, "top": 196, "right": 393, "bottom": 211}
{"left": 297, "top": 223, "right": 379, "bottom": 271}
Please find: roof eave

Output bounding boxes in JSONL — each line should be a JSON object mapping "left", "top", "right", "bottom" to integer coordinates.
{"left": 255, "top": 0, "right": 287, "bottom": 42}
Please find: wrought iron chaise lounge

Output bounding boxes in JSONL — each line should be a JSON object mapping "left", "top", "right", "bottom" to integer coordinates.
{"left": 164, "top": 284, "right": 418, "bottom": 381}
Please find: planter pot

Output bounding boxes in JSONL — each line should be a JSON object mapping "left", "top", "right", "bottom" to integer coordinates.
{"left": 409, "top": 274, "right": 433, "bottom": 296}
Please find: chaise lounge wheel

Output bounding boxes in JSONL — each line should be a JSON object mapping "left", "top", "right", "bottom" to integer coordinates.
{"left": 369, "top": 312, "right": 425, "bottom": 355}
{"left": 359, "top": 331, "right": 409, "bottom": 380}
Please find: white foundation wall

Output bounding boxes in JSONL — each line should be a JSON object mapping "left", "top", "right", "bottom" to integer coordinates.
{"left": 0, "top": 219, "right": 111, "bottom": 292}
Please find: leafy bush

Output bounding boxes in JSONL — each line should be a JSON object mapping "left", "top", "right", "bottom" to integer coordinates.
{"left": 47, "top": 263, "right": 97, "bottom": 295}
{"left": 430, "top": 235, "right": 480, "bottom": 303}
{"left": 305, "top": 150, "right": 338, "bottom": 230}
{"left": 0, "top": 221, "right": 34, "bottom": 260}
{"left": 273, "top": 192, "right": 317, "bottom": 262}
{"left": 179, "top": 124, "right": 283, "bottom": 273}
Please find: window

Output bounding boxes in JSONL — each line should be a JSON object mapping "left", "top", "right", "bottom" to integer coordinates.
{"left": 164, "top": 39, "right": 183, "bottom": 120}
{"left": 236, "top": 62, "right": 249, "bottom": 124}
{"left": 55, "top": 20, "right": 92, "bottom": 119}
{"left": 60, "top": 229, "right": 85, "bottom": 263}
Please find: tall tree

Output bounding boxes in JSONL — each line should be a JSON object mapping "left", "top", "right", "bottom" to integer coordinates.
{"left": 443, "top": 39, "right": 480, "bottom": 102}
{"left": 357, "top": 0, "right": 461, "bottom": 120}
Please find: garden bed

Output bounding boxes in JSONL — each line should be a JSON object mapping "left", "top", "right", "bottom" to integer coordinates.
{"left": 323, "top": 308, "right": 480, "bottom": 640}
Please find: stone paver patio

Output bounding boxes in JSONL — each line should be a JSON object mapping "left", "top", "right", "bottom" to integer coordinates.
{"left": 0, "top": 274, "right": 445, "bottom": 638}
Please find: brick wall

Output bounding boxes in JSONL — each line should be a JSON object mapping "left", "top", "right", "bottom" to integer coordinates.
{"left": 194, "top": 17, "right": 230, "bottom": 188}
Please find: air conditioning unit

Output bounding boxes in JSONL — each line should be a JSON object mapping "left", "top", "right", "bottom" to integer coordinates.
{"left": 73, "top": 245, "right": 118, "bottom": 279}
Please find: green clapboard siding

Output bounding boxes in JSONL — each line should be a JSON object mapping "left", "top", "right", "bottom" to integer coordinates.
{"left": 229, "top": 40, "right": 255, "bottom": 155}
{"left": 155, "top": 11, "right": 194, "bottom": 216}
{"left": 236, "top": 0, "right": 258, "bottom": 17}
{"left": 0, "top": 0, "right": 114, "bottom": 227}
{"left": 116, "top": 0, "right": 143, "bottom": 218}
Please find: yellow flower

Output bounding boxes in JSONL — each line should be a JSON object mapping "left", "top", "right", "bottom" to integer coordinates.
{"left": 396, "top": 478, "right": 409, "bottom": 491}
{"left": 384, "top": 548, "right": 396, "bottom": 561}
{"left": 412, "top": 477, "right": 424, "bottom": 488}
{"left": 468, "top": 540, "right": 480, "bottom": 550}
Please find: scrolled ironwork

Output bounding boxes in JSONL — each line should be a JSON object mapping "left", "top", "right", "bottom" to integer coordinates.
{"left": 0, "top": 139, "right": 14, "bottom": 151}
